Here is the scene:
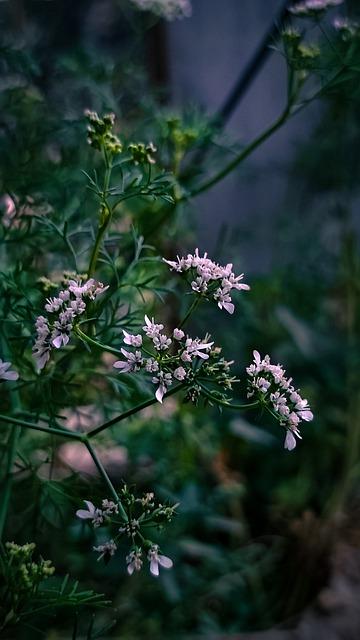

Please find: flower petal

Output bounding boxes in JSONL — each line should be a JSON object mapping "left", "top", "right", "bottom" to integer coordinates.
{"left": 155, "top": 385, "right": 165, "bottom": 403}
{"left": 76, "top": 509, "right": 92, "bottom": 519}
{"left": 1, "top": 370, "right": 19, "bottom": 381}
{"left": 150, "top": 559, "right": 159, "bottom": 576}
{"left": 158, "top": 555, "right": 173, "bottom": 569}
{"left": 284, "top": 431, "right": 297, "bottom": 451}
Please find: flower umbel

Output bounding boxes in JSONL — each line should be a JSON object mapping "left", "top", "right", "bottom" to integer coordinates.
{"left": 246, "top": 350, "right": 313, "bottom": 450}
{"left": 76, "top": 487, "right": 177, "bottom": 577}
{"left": 33, "top": 276, "right": 108, "bottom": 370}
{"left": 163, "top": 248, "right": 249, "bottom": 314}
{"left": 113, "top": 317, "right": 218, "bottom": 403}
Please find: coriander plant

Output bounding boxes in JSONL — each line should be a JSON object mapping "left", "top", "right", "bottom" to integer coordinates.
{"left": 1, "top": 0, "right": 359, "bottom": 634}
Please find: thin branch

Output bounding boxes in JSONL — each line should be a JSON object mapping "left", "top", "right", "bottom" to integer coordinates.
{"left": 0, "top": 414, "right": 83, "bottom": 440}
{"left": 88, "top": 384, "right": 184, "bottom": 438}
{"left": 84, "top": 440, "right": 127, "bottom": 520}
{"left": 216, "top": 0, "right": 290, "bottom": 126}
{"left": 75, "top": 326, "right": 122, "bottom": 357}
{"left": 198, "top": 382, "right": 259, "bottom": 411}
{"left": 188, "top": 105, "right": 291, "bottom": 198}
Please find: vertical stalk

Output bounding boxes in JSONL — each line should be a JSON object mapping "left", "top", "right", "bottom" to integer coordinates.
{"left": 0, "top": 327, "right": 21, "bottom": 541}
{"left": 84, "top": 440, "right": 127, "bottom": 521}
{"left": 178, "top": 297, "right": 201, "bottom": 329}
{"left": 0, "top": 424, "right": 20, "bottom": 540}
{"left": 87, "top": 151, "right": 113, "bottom": 278}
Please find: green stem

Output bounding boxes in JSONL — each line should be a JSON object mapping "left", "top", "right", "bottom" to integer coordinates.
{"left": 88, "top": 383, "right": 184, "bottom": 438}
{"left": 185, "top": 65, "right": 347, "bottom": 201}
{"left": 291, "top": 66, "right": 347, "bottom": 117}
{"left": 318, "top": 21, "right": 343, "bottom": 65}
{"left": 84, "top": 440, "right": 127, "bottom": 520}
{"left": 189, "top": 106, "right": 291, "bottom": 198}
{"left": 0, "top": 329, "right": 22, "bottom": 540}
{"left": 198, "top": 382, "right": 259, "bottom": 411}
{"left": 75, "top": 326, "right": 122, "bottom": 357}
{"left": 87, "top": 155, "right": 113, "bottom": 278}
{"left": 0, "top": 424, "right": 20, "bottom": 540}
{"left": 0, "top": 414, "right": 83, "bottom": 440}
{"left": 178, "top": 297, "right": 201, "bottom": 330}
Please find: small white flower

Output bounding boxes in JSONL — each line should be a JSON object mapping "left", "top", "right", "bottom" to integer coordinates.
{"left": 67, "top": 278, "right": 108, "bottom": 299}
{"left": 147, "top": 544, "right": 173, "bottom": 577}
{"left": 76, "top": 500, "right": 104, "bottom": 527}
{"left": 145, "top": 358, "right": 159, "bottom": 373}
{"left": 152, "top": 370, "right": 172, "bottom": 403}
{"left": 123, "top": 330, "right": 143, "bottom": 347}
{"left": 93, "top": 539, "right": 117, "bottom": 561}
{"left": 0, "top": 360, "right": 19, "bottom": 381}
{"left": 1, "top": 194, "right": 16, "bottom": 228}
{"left": 126, "top": 549, "right": 143, "bottom": 575}
{"left": 174, "top": 366, "right": 187, "bottom": 381}
{"left": 214, "top": 288, "right": 235, "bottom": 314}
{"left": 101, "top": 499, "right": 119, "bottom": 516}
{"left": 45, "top": 297, "right": 64, "bottom": 313}
{"left": 255, "top": 377, "right": 271, "bottom": 393}
{"left": 284, "top": 431, "right": 297, "bottom": 451}
{"left": 143, "top": 315, "right": 164, "bottom": 339}
{"left": 153, "top": 334, "right": 172, "bottom": 351}
{"left": 52, "top": 331, "right": 70, "bottom": 349}
{"left": 173, "top": 328, "right": 185, "bottom": 340}
{"left": 284, "top": 427, "right": 302, "bottom": 451}
{"left": 191, "top": 277, "right": 208, "bottom": 294}
{"left": 183, "top": 337, "right": 213, "bottom": 361}
{"left": 113, "top": 349, "right": 143, "bottom": 373}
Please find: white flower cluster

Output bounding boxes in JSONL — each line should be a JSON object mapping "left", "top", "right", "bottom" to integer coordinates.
{"left": 163, "top": 248, "right": 250, "bottom": 315}
{"left": 130, "top": 0, "right": 192, "bottom": 20}
{"left": 127, "top": 545, "right": 173, "bottom": 577}
{"left": 76, "top": 499, "right": 173, "bottom": 577}
{"left": 33, "top": 278, "right": 108, "bottom": 370}
{"left": 0, "top": 359, "right": 19, "bottom": 382}
{"left": 246, "top": 350, "right": 313, "bottom": 451}
{"left": 290, "top": 0, "right": 343, "bottom": 16}
{"left": 113, "top": 315, "right": 213, "bottom": 402}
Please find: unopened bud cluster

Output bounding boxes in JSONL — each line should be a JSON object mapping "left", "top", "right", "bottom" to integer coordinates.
{"left": 281, "top": 27, "right": 320, "bottom": 72}
{"left": 128, "top": 141, "right": 157, "bottom": 165}
{"left": 85, "top": 110, "right": 122, "bottom": 155}
{"left": 85, "top": 110, "right": 158, "bottom": 169}
{"left": 76, "top": 487, "right": 176, "bottom": 577}
{"left": 5, "top": 542, "right": 55, "bottom": 592}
